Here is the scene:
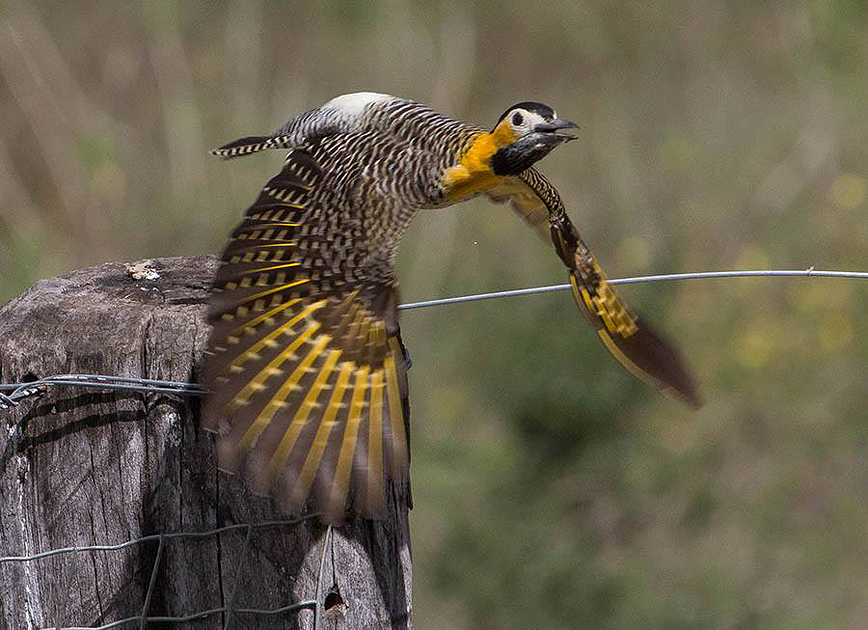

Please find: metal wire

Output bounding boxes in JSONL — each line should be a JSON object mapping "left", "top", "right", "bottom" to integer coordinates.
{"left": 0, "top": 374, "right": 207, "bottom": 409}
{"left": 1, "top": 268, "right": 864, "bottom": 410}
{"left": 397, "top": 268, "right": 868, "bottom": 310}
{"left": 314, "top": 525, "right": 333, "bottom": 630}
{"left": 0, "top": 516, "right": 327, "bottom": 629}
{"left": 0, "top": 517, "right": 318, "bottom": 564}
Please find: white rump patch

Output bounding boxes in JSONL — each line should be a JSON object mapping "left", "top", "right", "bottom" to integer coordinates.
{"left": 324, "top": 92, "right": 393, "bottom": 118}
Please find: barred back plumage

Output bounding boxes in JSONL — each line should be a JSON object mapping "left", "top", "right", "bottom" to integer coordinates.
{"left": 204, "top": 93, "right": 699, "bottom": 523}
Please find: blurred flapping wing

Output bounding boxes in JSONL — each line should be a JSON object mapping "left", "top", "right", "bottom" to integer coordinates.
{"left": 202, "top": 148, "right": 409, "bottom": 522}
{"left": 487, "top": 168, "right": 701, "bottom": 408}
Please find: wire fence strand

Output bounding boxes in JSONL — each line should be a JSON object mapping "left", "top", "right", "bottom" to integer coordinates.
{"left": 0, "top": 374, "right": 207, "bottom": 409}
{"left": 396, "top": 268, "right": 868, "bottom": 310}
{"left": 0, "top": 516, "right": 326, "bottom": 629}
{"left": 1, "top": 268, "right": 865, "bottom": 411}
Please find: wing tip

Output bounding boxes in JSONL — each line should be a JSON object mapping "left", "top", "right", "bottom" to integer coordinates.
{"left": 573, "top": 279, "right": 702, "bottom": 411}
{"left": 663, "top": 383, "right": 703, "bottom": 411}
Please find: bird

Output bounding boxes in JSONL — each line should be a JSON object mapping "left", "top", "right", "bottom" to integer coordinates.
{"left": 202, "top": 92, "right": 700, "bottom": 523}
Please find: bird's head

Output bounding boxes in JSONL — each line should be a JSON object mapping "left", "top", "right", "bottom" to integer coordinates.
{"left": 489, "top": 102, "right": 578, "bottom": 175}
{"left": 442, "top": 101, "right": 577, "bottom": 201}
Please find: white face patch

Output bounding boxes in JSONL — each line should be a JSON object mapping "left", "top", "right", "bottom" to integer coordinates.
{"left": 508, "top": 108, "right": 550, "bottom": 137}
{"left": 323, "top": 92, "right": 393, "bottom": 119}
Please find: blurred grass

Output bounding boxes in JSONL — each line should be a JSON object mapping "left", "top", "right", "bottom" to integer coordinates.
{"left": 1, "top": 1, "right": 867, "bottom": 628}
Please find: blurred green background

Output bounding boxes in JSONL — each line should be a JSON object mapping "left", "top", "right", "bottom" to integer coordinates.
{"left": 1, "top": 1, "right": 867, "bottom": 627}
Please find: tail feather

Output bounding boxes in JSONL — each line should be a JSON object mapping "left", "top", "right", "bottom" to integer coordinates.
{"left": 210, "top": 134, "right": 293, "bottom": 160}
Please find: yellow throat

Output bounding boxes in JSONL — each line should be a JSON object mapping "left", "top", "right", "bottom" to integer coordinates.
{"left": 442, "top": 118, "right": 516, "bottom": 201}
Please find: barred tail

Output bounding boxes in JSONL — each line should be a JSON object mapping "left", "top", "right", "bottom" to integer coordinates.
{"left": 550, "top": 212, "right": 701, "bottom": 409}
{"left": 210, "top": 134, "right": 294, "bottom": 160}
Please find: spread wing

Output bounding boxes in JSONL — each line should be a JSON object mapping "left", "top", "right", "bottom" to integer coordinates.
{"left": 202, "top": 147, "right": 410, "bottom": 523}
{"left": 487, "top": 168, "right": 701, "bottom": 408}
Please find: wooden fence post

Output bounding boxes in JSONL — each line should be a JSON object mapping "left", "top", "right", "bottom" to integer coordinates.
{"left": 0, "top": 256, "right": 412, "bottom": 629}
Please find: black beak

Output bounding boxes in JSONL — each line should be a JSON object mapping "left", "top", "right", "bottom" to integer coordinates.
{"left": 533, "top": 118, "right": 579, "bottom": 133}
{"left": 492, "top": 122, "right": 577, "bottom": 175}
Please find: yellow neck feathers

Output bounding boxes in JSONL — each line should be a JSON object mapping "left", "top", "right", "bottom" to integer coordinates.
{"left": 442, "top": 119, "right": 516, "bottom": 201}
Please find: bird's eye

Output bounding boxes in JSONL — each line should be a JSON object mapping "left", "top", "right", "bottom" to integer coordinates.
{"left": 511, "top": 112, "right": 524, "bottom": 126}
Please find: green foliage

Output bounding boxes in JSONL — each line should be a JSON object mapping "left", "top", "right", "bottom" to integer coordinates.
{"left": 1, "top": 1, "right": 866, "bottom": 627}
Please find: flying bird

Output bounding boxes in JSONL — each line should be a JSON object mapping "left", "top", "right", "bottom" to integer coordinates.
{"left": 203, "top": 92, "right": 700, "bottom": 523}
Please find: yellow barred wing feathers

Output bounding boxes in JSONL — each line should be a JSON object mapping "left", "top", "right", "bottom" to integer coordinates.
{"left": 202, "top": 148, "right": 410, "bottom": 523}
{"left": 489, "top": 167, "right": 701, "bottom": 408}
{"left": 549, "top": 210, "right": 702, "bottom": 409}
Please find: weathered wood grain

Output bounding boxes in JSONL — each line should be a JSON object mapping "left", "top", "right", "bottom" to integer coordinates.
{"left": 0, "top": 256, "right": 412, "bottom": 629}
